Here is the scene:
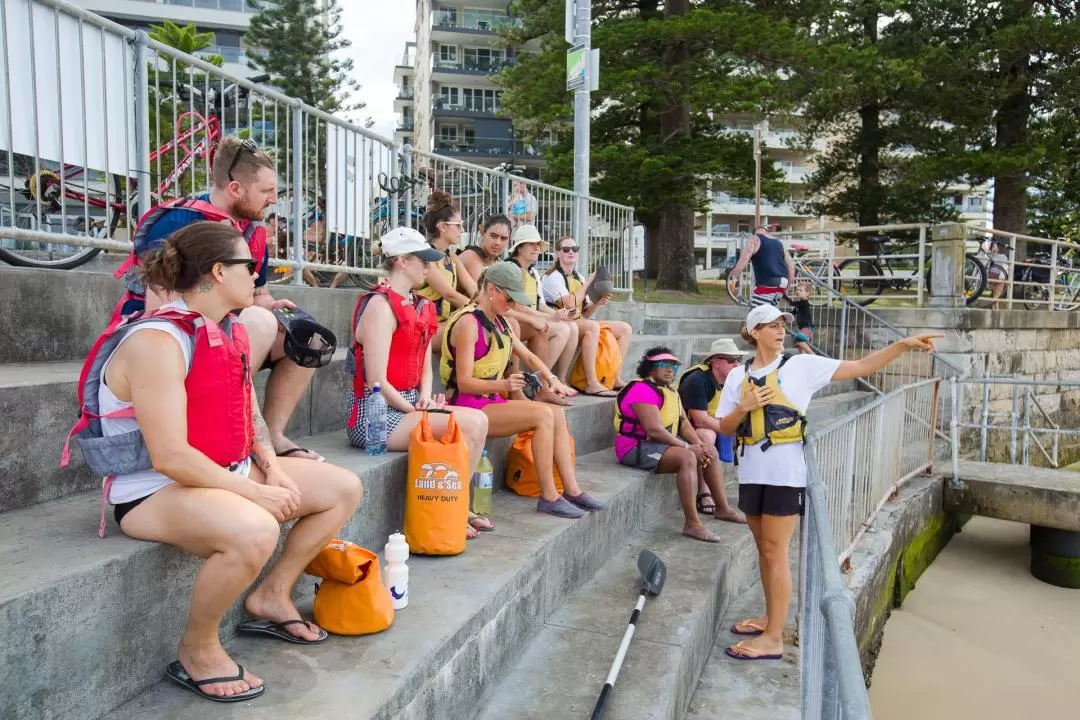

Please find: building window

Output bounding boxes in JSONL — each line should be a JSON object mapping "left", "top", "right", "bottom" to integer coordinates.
{"left": 439, "top": 45, "right": 458, "bottom": 64}
{"left": 968, "top": 197, "right": 983, "bottom": 209}
{"left": 462, "top": 8, "right": 507, "bottom": 30}
{"left": 463, "top": 47, "right": 506, "bottom": 70}
{"left": 462, "top": 88, "right": 500, "bottom": 113}
{"left": 439, "top": 126, "right": 458, "bottom": 143}
{"left": 435, "top": 7, "right": 457, "bottom": 27}
{"left": 439, "top": 87, "right": 460, "bottom": 107}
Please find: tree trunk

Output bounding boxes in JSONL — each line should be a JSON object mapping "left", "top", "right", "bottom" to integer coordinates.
{"left": 856, "top": 9, "right": 882, "bottom": 260}
{"left": 642, "top": 211, "right": 662, "bottom": 281}
{"left": 655, "top": 0, "right": 697, "bottom": 293}
{"left": 993, "top": 66, "right": 1031, "bottom": 235}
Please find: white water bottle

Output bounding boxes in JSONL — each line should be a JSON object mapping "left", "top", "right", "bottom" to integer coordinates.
{"left": 384, "top": 532, "right": 410, "bottom": 610}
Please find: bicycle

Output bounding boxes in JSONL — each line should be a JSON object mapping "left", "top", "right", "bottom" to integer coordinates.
{"left": 834, "top": 235, "right": 987, "bottom": 307}
{"left": 722, "top": 242, "right": 840, "bottom": 307}
{"left": 1014, "top": 243, "right": 1080, "bottom": 311}
{"left": 0, "top": 73, "right": 268, "bottom": 270}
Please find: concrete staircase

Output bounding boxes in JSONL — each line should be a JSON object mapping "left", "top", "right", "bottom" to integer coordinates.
{"left": 0, "top": 266, "right": 871, "bottom": 719}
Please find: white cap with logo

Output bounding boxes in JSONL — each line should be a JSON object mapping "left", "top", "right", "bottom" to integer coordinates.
{"left": 379, "top": 227, "right": 444, "bottom": 261}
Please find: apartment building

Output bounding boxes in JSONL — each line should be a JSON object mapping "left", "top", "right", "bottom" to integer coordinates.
{"left": 74, "top": 0, "right": 266, "bottom": 78}
{"left": 395, "top": 1, "right": 546, "bottom": 178}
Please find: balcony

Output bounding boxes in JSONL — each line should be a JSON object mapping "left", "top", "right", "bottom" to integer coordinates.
{"left": 431, "top": 58, "right": 512, "bottom": 82}
{"left": 198, "top": 45, "right": 251, "bottom": 66}
{"left": 708, "top": 194, "right": 810, "bottom": 218}
{"left": 435, "top": 136, "right": 550, "bottom": 161}
{"left": 432, "top": 98, "right": 503, "bottom": 119}
{"left": 394, "top": 89, "right": 415, "bottom": 113}
{"left": 431, "top": 16, "right": 523, "bottom": 42}
{"left": 397, "top": 120, "right": 415, "bottom": 133}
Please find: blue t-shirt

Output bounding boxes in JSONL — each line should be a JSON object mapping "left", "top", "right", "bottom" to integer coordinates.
{"left": 137, "top": 195, "right": 270, "bottom": 288}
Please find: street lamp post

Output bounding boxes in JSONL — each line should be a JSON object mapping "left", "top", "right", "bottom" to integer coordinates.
{"left": 753, "top": 119, "right": 769, "bottom": 229}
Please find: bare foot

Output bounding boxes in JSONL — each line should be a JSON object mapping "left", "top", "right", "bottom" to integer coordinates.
{"left": 536, "top": 388, "right": 572, "bottom": 406}
{"left": 177, "top": 643, "right": 262, "bottom": 699}
{"left": 715, "top": 507, "right": 747, "bottom": 524}
{"left": 682, "top": 523, "right": 721, "bottom": 543}
{"left": 244, "top": 587, "right": 323, "bottom": 642}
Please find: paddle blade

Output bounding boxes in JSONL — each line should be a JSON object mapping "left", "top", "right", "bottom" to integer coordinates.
{"left": 637, "top": 549, "right": 666, "bottom": 596}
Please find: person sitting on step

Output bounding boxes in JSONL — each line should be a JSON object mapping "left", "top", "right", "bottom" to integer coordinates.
{"left": 346, "top": 226, "right": 492, "bottom": 538}
{"left": 540, "top": 235, "right": 634, "bottom": 394}
{"left": 74, "top": 222, "right": 363, "bottom": 703}
{"left": 614, "top": 347, "right": 746, "bottom": 542}
{"left": 113, "top": 136, "right": 324, "bottom": 461}
{"left": 413, "top": 191, "right": 478, "bottom": 352}
{"left": 717, "top": 303, "right": 940, "bottom": 661}
{"left": 442, "top": 261, "right": 607, "bottom": 519}
{"left": 677, "top": 337, "right": 751, "bottom": 515}
{"left": 506, "top": 224, "right": 580, "bottom": 402}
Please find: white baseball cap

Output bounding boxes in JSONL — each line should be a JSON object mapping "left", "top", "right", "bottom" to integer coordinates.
{"left": 745, "top": 304, "right": 794, "bottom": 331}
{"left": 379, "top": 227, "right": 444, "bottom": 261}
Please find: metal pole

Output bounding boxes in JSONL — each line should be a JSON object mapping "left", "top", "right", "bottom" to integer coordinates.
{"left": 132, "top": 31, "right": 151, "bottom": 221}
{"left": 291, "top": 101, "right": 305, "bottom": 286}
{"left": 573, "top": 0, "right": 591, "bottom": 269}
{"left": 754, "top": 124, "right": 762, "bottom": 229}
{"left": 916, "top": 223, "right": 926, "bottom": 307}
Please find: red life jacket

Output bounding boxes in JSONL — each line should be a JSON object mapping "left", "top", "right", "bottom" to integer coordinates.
{"left": 61, "top": 307, "right": 254, "bottom": 536}
{"left": 111, "top": 197, "right": 268, "bottom": 321}
{"left": 346, "top": 282, "right": 438, "bottom": 428}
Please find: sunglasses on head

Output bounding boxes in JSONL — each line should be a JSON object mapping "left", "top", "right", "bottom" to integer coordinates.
{"left": 226, "top": 138, "right": 262, "bottom": 181}
{"left": 220, "top": 258, "right": 259, "bottom": 274}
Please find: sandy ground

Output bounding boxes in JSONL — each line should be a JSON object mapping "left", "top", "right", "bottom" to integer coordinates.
{"left": 869, "top": 516, "right": 1080, "bottom": 720}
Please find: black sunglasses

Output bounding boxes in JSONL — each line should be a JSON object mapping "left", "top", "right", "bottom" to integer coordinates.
{"left": 220, "top": 258, "right": 259, "bottom": 274}
{"left": 559, "top": 245, "right": 579, "bottom": 253}
{"left": 226, "top": 138, "right": 262, "bottom": 181}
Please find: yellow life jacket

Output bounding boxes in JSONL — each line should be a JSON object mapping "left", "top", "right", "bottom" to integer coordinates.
{"left": 415, "top": 249, "right": 458, "bottom": 322}
{"left": 516, "top": 262, "right": 541, "bottom": 310}
{"left": 543, "top": 265, "right": 586, "bottom": 318}
{"left": 735, "top": 355, "right": 807, "bottom": 455}
{"left": 439, "top": 305, "right": 514, "bottom": 388}
{"left": 613, "top": 380, "right": 682, "bottom": 440}
{"left": 678, "top": 363, "right": 722, "bottom": 416}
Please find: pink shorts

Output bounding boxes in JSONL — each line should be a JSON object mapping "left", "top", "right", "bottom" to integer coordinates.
{"left": 450, "top": 391, "right": 507, "bottom": 411}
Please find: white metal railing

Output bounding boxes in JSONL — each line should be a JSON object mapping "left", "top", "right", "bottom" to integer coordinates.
{"left": 0, "top": 0, "right": 635, "bottom": 293}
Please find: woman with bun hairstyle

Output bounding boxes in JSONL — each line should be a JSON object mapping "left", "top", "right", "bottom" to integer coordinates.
{"left": 66, "top": 221, "right": 362, "bottom": 702}
{"left": 413, "top": 191, "right": 478, "bottom": 349}
{"left": 716, "top": 304, "right": 940, "bottom": 662}
{"left": 442, "top": 261, "right": 607, "bottom": 519}
{"left": 346, "top": 226, "right": 493, "bottom": 536}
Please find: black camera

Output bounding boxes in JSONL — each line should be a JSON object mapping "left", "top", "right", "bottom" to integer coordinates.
{"left": 521, "top": 371, "right": 542, "bottom": 400}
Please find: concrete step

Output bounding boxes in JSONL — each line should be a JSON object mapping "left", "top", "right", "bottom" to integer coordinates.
{"left": 0, "top": 400, "right": 620, "bottom": 720}
{"left": 685, "top": 581, "right": 800, "bottom": 720}
{"left": 641, "top": 304, "right": 748, "bottom": 320}
{"left": 642, "top": 317, "right": 746, "bottom": 336}
{"left": 0, "top": 350, "right": 352, "bottom": 514}
{"left": 98, "top": 451, "right": 679, "bottom": 720}
{"left": 806, "top": 390, "right": 875, "bottom": 424}
{"left": 476, "top": 498, "right": 758, "bottom": 720}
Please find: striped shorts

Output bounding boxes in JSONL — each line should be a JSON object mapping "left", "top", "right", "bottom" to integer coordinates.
{"left": 344, "top": 387, "right": 419, "bottom": 448}
{"left": 750, "top": 286, "right": 786, "bottom": 308}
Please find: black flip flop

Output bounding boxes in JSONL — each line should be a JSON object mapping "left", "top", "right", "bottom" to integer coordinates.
{"left": 696, "top": 492, "right": 716, "bottom": 515}
{"left": 579, "top": 389, "right": 619, "bottom": 398}
{"left": 165, "top": 661, "right": 265, "bottom": 703}
{"left": 277, "top": 447, "right": 313, "bottom": 458}
{"left": 237, "top": 618, "right": 329, "bottom": 645}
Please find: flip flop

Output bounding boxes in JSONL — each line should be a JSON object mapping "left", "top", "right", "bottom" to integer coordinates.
{"left": 682, "top": 527, "right": 721, "bottom": 543}
{"left": 469, "top": 515, "right": 495, "bottom": 532}
{"left": 696, "top": 492, "right": 717, "bottom": 515}
{"left": 237, "top": 618, "right": 329, "bottom": 645}
{"left": 724, "top": 643, "right": 782, "bottom": 661}
{"left": 276, "top": 447, "right": 324, "bottom": 460}
{"left": 730, "top": 620, "right": 767, "bottom": 636}
{"left": 580, "top": 389, "right": 618, "bottom": 397}
{"left": 165, "top": 661, "right": 265, "bottom": 703}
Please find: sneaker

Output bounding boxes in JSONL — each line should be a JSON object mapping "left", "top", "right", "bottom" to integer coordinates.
{"left": 536, "top": 496, "right": 586, "bottom": 519}
{"left": 564, "top": 491, "right": 608, "bottom": 512}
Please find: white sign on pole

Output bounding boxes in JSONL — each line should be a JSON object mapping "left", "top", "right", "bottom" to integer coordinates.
{"left": 324, "top": 125, "right": 370, "bottom": 239}
{"left": 565, "top": 0, "right": 577, "bottom": 44}
{"left": 590, "top": 49, "right": 600, "bottom": 91}
{"left": 629, "top": 224, "right": 646, "bottom": 272}
{"left": 0, "top": 0, "right": 135, "bottom": 176}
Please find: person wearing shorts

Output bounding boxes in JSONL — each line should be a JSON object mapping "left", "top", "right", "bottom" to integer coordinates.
{"left": 346, "top": 227, "right": 490, "bottom": 536}
{"left": 614, "top": 347, "right": 746, "bottom": 542}
{"left": 716, "top": 304, "right": 941, "bottom": 661}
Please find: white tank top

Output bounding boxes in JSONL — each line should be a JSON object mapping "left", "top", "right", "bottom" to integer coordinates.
{"left": 99, "top": 301, "right": 251, "bottom": 504}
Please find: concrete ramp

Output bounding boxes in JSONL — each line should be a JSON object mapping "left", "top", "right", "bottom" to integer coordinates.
{"left": 946, "top": 460, "right": 1080, "bottom": 532}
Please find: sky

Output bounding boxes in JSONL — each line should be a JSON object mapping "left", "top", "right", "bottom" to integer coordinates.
{"left": 339, "top": 3, "right": 416, "bottom": 141}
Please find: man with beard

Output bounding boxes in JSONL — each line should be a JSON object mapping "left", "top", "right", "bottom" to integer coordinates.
{"left": 112, "top": 136, "right": 323, "bottom": 461}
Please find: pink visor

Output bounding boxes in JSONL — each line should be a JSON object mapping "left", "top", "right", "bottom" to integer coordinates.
{"left": 646, "top": 352, "right": 681, "bottom": 364}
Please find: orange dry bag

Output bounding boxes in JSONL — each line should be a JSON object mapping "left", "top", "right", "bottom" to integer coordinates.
{"left": 304, "top": 539, "right": 394, "bottom": 636}
{"left": 505, "top": 431, "right": 575, "bottom": 498}
{"left": 405, "top": 410, "right": 471, "bottom": 555}
{"left": 570, "top": 324, "right": 623, "bottom": 392}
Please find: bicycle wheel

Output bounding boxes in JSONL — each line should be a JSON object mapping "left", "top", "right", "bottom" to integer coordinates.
{"left": 0, "top": 155, "right": 121, "bottom": 269}
{"left": 837, "top": 258, "right": 885, "bottom": 306}
{"left": 1019, "top": 267, "right": 1045, "bottom": 310}
{"left": 721, "top": 264, "right": 751, "bottom": 306}
{"left": 801, "top": 259, "right": 841, "bottom": 306}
